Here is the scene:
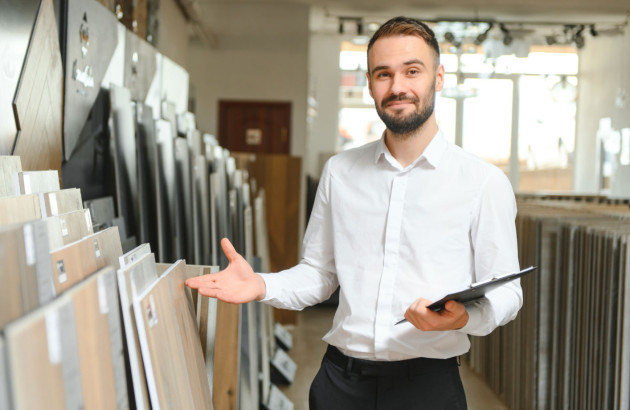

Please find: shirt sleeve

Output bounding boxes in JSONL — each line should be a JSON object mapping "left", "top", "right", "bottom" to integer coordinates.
{"left": 259, "top": 160, "right": 339, "bottom": 310}
{"left": 458, "top": 169, "right": 523, "bottom": 336}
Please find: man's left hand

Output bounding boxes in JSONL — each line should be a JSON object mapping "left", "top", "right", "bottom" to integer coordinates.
{"left": 404, "top": 298, "right": 469, "bottom": 331}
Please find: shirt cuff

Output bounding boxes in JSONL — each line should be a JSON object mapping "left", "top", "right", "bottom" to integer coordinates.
{"left": 458, "top": 304, "right": 484, "bottom": 334}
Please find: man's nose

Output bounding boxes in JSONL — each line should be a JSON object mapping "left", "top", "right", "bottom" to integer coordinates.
{"left": 390, "top": 74, "right": 407, "bottom": 95}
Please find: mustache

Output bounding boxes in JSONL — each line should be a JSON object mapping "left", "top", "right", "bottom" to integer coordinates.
{"left": 381, "top": 94, "right": 420, "bottom": 106}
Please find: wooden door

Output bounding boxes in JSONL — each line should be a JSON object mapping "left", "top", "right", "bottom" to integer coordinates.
{"left": 218, "top": 101, "right": 291, "bottom": 154}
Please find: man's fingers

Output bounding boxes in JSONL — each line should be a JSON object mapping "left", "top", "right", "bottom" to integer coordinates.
{"left": 221, "top": 238, "right": 239, "bottom": 262}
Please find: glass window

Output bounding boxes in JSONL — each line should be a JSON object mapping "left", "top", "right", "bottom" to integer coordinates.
{"left": 462, "top": 78, "right": 514, "bottom": 171}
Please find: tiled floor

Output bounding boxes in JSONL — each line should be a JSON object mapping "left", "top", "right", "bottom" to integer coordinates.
{"left": 278, "top": 306, "right": 510, "bottom": 410}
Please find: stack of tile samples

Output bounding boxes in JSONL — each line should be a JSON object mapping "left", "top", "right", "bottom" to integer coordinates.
{"left": 0, "top": 155, "right": 128, "bottom": 410}
{"left": 467, "top": 196, "right": 630, "bottom": 410}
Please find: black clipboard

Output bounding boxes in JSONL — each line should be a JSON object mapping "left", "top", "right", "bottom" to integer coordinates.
{"left": 395, "top": 266, "right": 537, "bottom": 325}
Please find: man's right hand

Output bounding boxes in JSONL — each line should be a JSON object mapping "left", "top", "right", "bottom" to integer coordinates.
{"left": 185, "top": 238, "right": 266, "bottom": 304}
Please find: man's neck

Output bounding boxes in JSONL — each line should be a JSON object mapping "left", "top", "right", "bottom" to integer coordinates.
{"left": 384, "top": 119, "right": 438, "bottom": 168}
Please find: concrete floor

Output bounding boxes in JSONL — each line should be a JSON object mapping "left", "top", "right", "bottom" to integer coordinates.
{"left": 278, "top": 306, "right": 510, "bottom": 410}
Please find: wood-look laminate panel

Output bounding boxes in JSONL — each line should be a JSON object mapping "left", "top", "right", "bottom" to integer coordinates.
{"left": 0, "top": 156, "right": 22, "bottom": 197}
{"left": 92, "top": 226, "right": 124, "bottom": 271}
{"left": 69, "top": 267, "right": 127, "bottom": 410}
{"left": 133, "top": 274, "right": 195, "bottom": 409}
{"left": 16, "top": 170, "right": 60, "bottom": 194}
{"left": 46, "top": 209, "right": 94, "bottom": 251}
{"left": 117, "top": 252, "right": 158, "bottom": 410}
{"left": 49, "top": 231, "right": 108, "bottom": 294}
{"left": 40, "top": 189, "right": 84, "bottom": 217}
{"left": 166, "top": 261, "right": 213, "bottom": 409}
{"left": 0, "top": 1, "right": 39, "bottom": 155}
{"left": 5, "top": 296, "right": 83, "bottom": 410}
{"left": 0, "top": 225, "right": 26, "bottom": 329}
{"left": 214, "top": 299, "right": 240, "bottom": 410}
{"left": 12, "top": 0, "right": 63, "bottom": 174}
{"left": 0, "top": 194, "right": 41, "bottom": 227}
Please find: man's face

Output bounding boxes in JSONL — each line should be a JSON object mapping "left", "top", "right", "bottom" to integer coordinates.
{"left": 367, "top": 35, "right": 444, "bottom": 136}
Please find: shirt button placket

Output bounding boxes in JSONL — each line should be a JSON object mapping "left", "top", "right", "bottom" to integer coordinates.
{"left": 374, "top": 172, "right": 407, "bottom": 357}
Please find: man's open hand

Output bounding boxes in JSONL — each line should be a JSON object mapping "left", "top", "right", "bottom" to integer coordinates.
{"left": 185, "top": 238, "right": 266, "bottom": 304}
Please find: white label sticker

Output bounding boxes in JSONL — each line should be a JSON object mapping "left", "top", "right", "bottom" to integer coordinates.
{"left": 97, "top": 274, "right": 109, "bottom": 314}
{"left": 23, "top": 174, "right": 31, "bottom": 194}
{"left": 147, "top": 294, "right": 158, "bottom": 328}
{"left": 45, "top": 308, "right": 62, "bottom": 364}
{"left": 56, "top": 260, "right": 67, "bottom": 284}
{"left": 23, "top": 223, "right": 35, "bottom": 266}
{"left": 60, "top": 218, "right": 69, "bottom": 237}
{"left": 93, "top": 239, "right": 101, "bottom": 259}
{"left": 49, "top": 193, "right": 58, "bottom": 215}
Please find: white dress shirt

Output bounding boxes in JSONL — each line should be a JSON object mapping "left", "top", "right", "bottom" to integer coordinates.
{"left": 260, "top": 130, "right": 522, "bottom": 361}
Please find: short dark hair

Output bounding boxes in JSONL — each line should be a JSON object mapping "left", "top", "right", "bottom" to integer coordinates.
{"left": 367, "top": 17, "right": 440, "bottom": 69}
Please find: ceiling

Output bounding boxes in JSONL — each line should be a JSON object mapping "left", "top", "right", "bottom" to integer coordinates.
{"left": 197, "top": 0, "right": 630, "bottom": 24}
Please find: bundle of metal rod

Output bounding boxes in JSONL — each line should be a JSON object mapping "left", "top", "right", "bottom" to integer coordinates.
{"left": 468, "top": 197, "right": 630, "bottom": 410}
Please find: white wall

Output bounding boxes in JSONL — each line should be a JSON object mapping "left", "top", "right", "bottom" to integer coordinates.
{"left": 574, "top": 28, "right": 630, "bottom": 192}
{"left": 156, "top": 0, "right": 189, "bottom": 69}
{"left": 187, "top": 3, "right": 309, "bottom": 160}
{"left": 306, "top": 34, "right": 342, "bottom": 177}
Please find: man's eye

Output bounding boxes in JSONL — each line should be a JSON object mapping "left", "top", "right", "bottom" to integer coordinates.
{"left": 376, "top": 72, "right": 390, "bottom": 78}
{"left": 408, "top": 69, "right": 419, "bottom": 75}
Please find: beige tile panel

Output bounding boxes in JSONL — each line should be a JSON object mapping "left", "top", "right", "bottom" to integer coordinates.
{"left": 0, "top": 156, "right": 22, "bottom": 197}
{"left": 134, "top": 272, "right": 196, "bottom": 409}
{"left": 46, "top": 209, "right": 94, "bottom": 251}
{"left": 0, "top": 194, "right": 41, "bottom": 227}
{"left": 39, "top": 188, "right": 83, "bottom": 217}
{"left": 15, "top": 170, "right": 60, "bottom": 195}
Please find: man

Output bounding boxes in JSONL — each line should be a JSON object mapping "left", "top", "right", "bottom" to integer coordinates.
{"left": 186, "top": 16, "right": 522, "bottom": 409}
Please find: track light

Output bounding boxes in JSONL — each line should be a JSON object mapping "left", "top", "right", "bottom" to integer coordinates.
{"left": 545, "top": 35, "right": 557, "bottom": 45}
{"left": 499, "top": 23, "right": 513, "bottom": 46}
{"left": 474, "top": 23, "right": 494, "bottom": 45}
{"left": 573, "top": 25, "right": 585, "bottom": 49}
{"left": 589, "top": 24, "right": 598, "bottom": 37}
{"left": 444, "top": 31, "right": 455, "bottom": 43}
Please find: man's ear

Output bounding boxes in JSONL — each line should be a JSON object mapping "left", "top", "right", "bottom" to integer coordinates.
{"left": 435, "top": 64, "right": 445, "bottom": 92}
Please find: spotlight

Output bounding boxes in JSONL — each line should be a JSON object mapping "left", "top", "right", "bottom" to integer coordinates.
{"left": 474, "top": 23, "right": 493, "bottom": 45}
{"left": 590, "top": 24, "right": 598, "bottom": 37}
{"left": 573, "top": 25, "right": 585, "bottom": 49}
{"left": 545, "top": 35, "right": 557, "bottom": 45}
{"left": 357, "top": 22, "right": 363, "bottom": 35}
{"left": 500, "top": 23, "right": 513, "bottom": 46}
{"left": 444, "top": 31, "right": 455, "bottom": 42}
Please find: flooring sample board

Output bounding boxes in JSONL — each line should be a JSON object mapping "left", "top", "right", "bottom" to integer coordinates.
{"left": 14, "top": 170, "right": 60, "bottom": 195}
{"left": 270, "top": 348, "right": 297, "bottom": 386}
{"left": 123, "top": 28, "right": 158, "bottom": 104}
{"left": 213, "top": 299, "right": 241, "bottom": 410}
{"left": 240, "top": 302, "right": 259, "bottom": 410}
{"left": 165, "top": 261, "right": 213, "bottom": 409}
{"left": 0, "top": 0, "right": 40, "bottom": 155}
{"left": 92, "top": 226, "right": 124, "bottom": 271}
{"left": 0, "top": 156, "right": 22, "bottom": 197}
{"left": 0, "top": 194, "right": 41, "bottom": 227}
{"left": 49, "top": 229, "right": 111, "bottom": 294}
{"left": 63, "top": 0, "right": 118, "bottom": 160}
{"left": 0, "top": 335, "right": 10, "bottom": 410}
{"left": 120, "top": 242, "right": 152, "bottom": 268}
{"left": 12, "top": 0, "right": 63, "bottom": 175}
{"left": 45, "top": 209, "right": 94, "bottom": 251}
{"left": 117, "top": 252, "right": 159, "bottom": 410}
{"left": 5, "top": 294, "right": 83, "bottom": 410}
{"left": 155, "top": 119, "right": 176, "bottom": 263}
{"left": 39, "top": 188, "right": 83, "bottom": 217}
{"left": 84, "top": 196, "right": 116, "bottom": 229}
{"left": 69, "top": 267, "right": 128, "bottom": 410}
{"left": 265, "top": 384, "right": 293, "bottom": 410}
{"left": 0, "top": 219, "right": 54, "bottom": 329}
{"left": 110, "top": 85, "right": 138, "bottom": 246}
{"left": 133, "top": 269, "right": 196, "bottom": 409}
{"left": 175, "top": 137, "right": 192, "bottom": 261}
{"left": 192, "top": 155, "right": 210, "bottom": 265}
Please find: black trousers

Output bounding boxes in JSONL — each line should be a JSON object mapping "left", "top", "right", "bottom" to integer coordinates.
{"left": 309, "top": 345, "right": 467, "bottom": 410}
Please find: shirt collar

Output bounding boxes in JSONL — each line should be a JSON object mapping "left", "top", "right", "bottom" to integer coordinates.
{"left": 374, "top": 129, "right": 448, "bottom": 169}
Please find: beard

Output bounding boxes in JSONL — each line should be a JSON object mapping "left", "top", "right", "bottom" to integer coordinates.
{"left": 375, "top": 84, "right": 436, "bottom": 136}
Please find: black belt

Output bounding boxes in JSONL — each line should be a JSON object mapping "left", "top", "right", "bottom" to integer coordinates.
{"left": 324, "top": 345, "right": 458, "bottom": 378}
